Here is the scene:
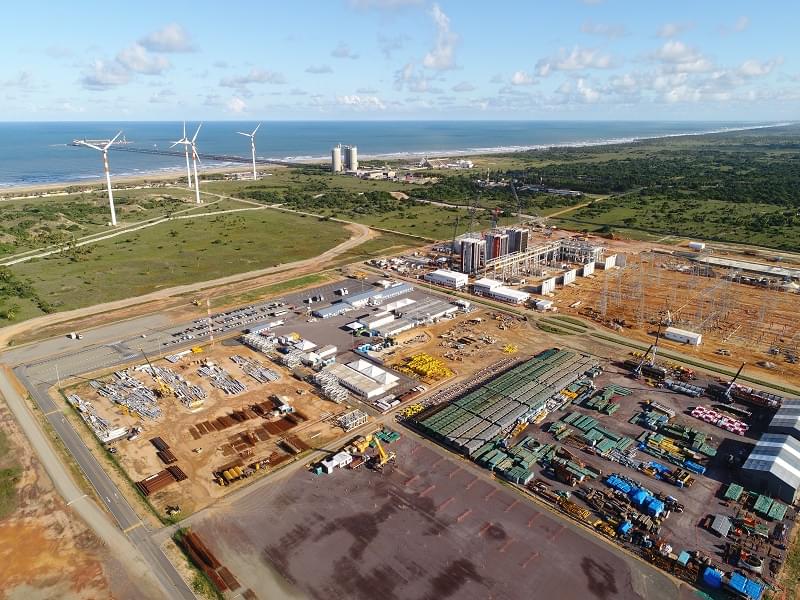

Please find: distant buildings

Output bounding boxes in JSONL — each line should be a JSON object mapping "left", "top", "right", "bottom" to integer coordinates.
{"left": 460, "top": 237, "right": 486, "bottom": 274}
{"left": 331, "top": 144, "right": 358, "bottom": 173}
{"left": 419, "top": 157, "right": 474, "bottom": 170}
{"left": 485, "top": 230, "right": 510, "bottom": 261}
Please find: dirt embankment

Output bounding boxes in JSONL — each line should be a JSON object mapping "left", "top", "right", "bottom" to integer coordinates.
{"left": 0, "top": 398, "right": 139, "bottom": 599}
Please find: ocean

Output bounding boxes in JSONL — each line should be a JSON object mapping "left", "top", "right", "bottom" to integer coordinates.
{"left": 0, "top": 120, "right": 783, "bottom": 188}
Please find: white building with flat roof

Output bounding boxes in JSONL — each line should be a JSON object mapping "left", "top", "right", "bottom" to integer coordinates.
{"left": 664, "top": 327, "right": 702, "bottom": 346}
{"left": 424, "top": 269, "right": 468, "bottom": 289}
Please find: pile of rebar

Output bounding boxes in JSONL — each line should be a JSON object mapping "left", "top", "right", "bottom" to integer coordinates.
{"left": 197, "top": 363, "right": 247, "bottom": 395}
{"left": 97, "top": 370, "right": 161, "bottom": 420}
{"left": 230, "top": 355, "right": 279, "bottom": 383}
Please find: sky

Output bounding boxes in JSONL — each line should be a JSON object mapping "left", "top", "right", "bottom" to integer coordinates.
{"left": 2, "top": 0, "right": 799, "bottom": 121}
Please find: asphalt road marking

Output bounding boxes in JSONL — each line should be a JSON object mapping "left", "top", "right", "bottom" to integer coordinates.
{"left": 44, "top": 409, "right": 62, "bottom": 416}
{"left": 66, "top": 494, "right": 87, "bottom": 506}
{"left": 123, "top": 523, "right": 142, "bottom": 534}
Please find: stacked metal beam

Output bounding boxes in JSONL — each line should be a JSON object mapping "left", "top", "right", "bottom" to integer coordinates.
{"left": 229, "top": 355, "right": 279, "bottom": 383}
{"left": 414, "top": 349, "right": 600, "bottom": 455}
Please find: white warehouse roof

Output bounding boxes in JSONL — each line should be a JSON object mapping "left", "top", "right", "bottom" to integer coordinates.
{"left": 347, "top": 359, "right": 399, "bottom": 387}
{"left": 473, "top": 277, "right": 503, "bottom": 291}
{"left": 743, "top": 434, "right": 800, "bottom": 491}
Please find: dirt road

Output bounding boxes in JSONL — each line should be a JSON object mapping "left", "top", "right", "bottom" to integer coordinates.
{"left": 0, "top": 221, "right": 374, "bottom": 349}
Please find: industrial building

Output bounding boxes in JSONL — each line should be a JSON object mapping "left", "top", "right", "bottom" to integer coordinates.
{"left": 471, "top": 278, "right": 530, "bottom": 305}
{"left": 331, "top": 144, "right": 343, "bottom": 173}
{"left": 460, "top": 237, "right": 486, "bottom": 274}
{"left": 486, "top": 230, "right": 510, "bottom": 261}
{"left": 742, "top": 433, "right": 800, "bottom": 503}
{"left": 312, "top": 282, "right": 414, "bottom": 318}
{"left": 506, "top": 227, "right": 529, "bottom": 253}
{"left": 482, "top": 237, "right": 605, "bottom": 282}
{"left": 330, "top": 144, "right": 358, "bottom": 172}
{"left": 767, "top": 400, "right": 800, "bottom": 441}
{"left": 322, "top": 359, "right": 399, "bottom": 399}
{"left": 663, "top": 327, "right": 703, "bottom": 346}
{"left": 423, "top": 269, "right": 468, "bottom": 289}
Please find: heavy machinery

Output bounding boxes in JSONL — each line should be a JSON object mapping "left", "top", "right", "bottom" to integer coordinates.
{"left": 141, "top": 349, "right": 173, "bottom": 398}
{"left": 707, "top": 362, "right": 785, "bottom": 409}
{"left": 624, "top": 325, "right": 668, "bottom": 381}
{"left": 369, "top": 437, "right": 396, "bottom": 472}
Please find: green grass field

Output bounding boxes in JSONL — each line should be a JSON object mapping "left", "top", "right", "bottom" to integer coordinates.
{"left": 0, "top": 430, "right": 20, "bottom": 519}
{"left": 11, "top": 209, "right": 349, "bottom": 317}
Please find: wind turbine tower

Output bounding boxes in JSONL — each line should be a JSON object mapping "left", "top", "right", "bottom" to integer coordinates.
{"left": 76, "top": 131, "right": 122, "bottom": 226}
{"left": 170, "top": 122, "right": 194, "bottom": 189}
{"left": 237, "top": 123, "right": 261, "bottom": 180}
{"left": 190, "top": 124, "right": 203, "bottom": 204}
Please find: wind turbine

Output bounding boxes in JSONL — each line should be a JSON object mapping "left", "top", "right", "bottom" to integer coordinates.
{"left": 76, "top": 131, "right": 122, "bottom": 226}
{"left": 190, "top": 123, "right": 203, "bottom": 204}
{"left": 169, "top": 122, "right": 194, "bottom": 189}
{"left": 236, "top": 123, "right": 261, "bottom": 180}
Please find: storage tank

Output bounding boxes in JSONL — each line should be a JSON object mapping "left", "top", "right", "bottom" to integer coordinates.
{"left": 345, "top": 145, "right": 358, "bottom": 171}
{"left": 331, "top": 144, "right": 343, "bottom": 173}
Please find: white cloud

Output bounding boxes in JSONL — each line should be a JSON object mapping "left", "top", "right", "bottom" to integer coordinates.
{"left": 139, "top": 24, "right": 194, "bottom": 53}
{"left": 306, "top": 64, "right": 333, "bottom": 74}
{"left": 738, "top": 57, "right": 782, "bottom": 78}
{"left": 608, "top": 73, "right": 638, "bottom": 93}
{"left": 422, "top": 4, "right": 458, "bottom": 70}
{"left": 536, "top": 46, "right": 614, "bottom": 76}
{"left": 577, "top": 78, "right": 600, "bottom": 102}
{"left": 337, "top": 94, "right": 386, "bottom": 110}
{"left": 220, "top": 68, "right": 286, "bottom": 89}
{"left": 116, "top": 44, "right": 170, "bottom": 75}
{"left": 45, "top": 45, "right": 73, "bottom": 59}
{"left": 393, "top": 61, "right": 439, "bottom": 92}
{"left": 331, "top": 42, "right": 359, "bottom": 59}
{"left": 653, "top": 41, "right": 713, "bottom": 73}
{"left": 657, "top": 22, "right": 693, "bottom": 38}
{"left": 81, "top": 60, "right": 131, "bottom": 90}
{"left": 289, "top": 88, "right": 308, "bottom": 96}
{"left": 4, "top": 70, "right": 38, "bottom": 90}
{"left": 356, "top": 87, "right": 378, "bottom": 94}
{"left": 226, "top": 97, "right": 247, "bottom": 113}
{"left": 511, "top": 71, "right": 535, "bottom": 86}
{"left": 581, "top": 20, "right": 626, "bottom": 39}
{"left": 452, "top": 81, "right": 475, "bottom": 92}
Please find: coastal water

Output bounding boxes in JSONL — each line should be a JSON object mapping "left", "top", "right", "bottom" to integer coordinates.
{"left": 0, "top": 120, "right": 780, "bottom": 188}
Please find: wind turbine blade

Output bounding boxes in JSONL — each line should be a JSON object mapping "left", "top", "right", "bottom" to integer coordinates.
{"left": 104, "top": 130, "right": 123, "bottom": 149}
{"left": 236, "top": 132, "right": 250, "bottom": 137}
{"left": 169, "top": 141, "right": 182, "bottom": 149}
{"left": 78, "top": 141, "right": 103, "bottom": 151}
{"left": 183, "top": 121, "right": 186, "bottom": 138}
{"left": 192, "top": 123, "right": 202, "bottom": 142}
{"left": 252, "top": 123, "right": 261, "bottom": 136}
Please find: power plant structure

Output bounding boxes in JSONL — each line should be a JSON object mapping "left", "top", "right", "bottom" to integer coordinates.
{"left": 460, "top": 237, "right": 486, "bottom": 275}
{"left": 331, "top": 144, "right": 358, "bottom": 173}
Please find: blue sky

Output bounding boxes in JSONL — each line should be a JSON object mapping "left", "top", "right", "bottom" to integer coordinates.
{"left": 2, "top": 0, "right": 798, "bottom": 120}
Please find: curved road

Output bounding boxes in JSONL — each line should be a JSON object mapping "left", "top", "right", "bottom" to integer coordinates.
{"left": 0, "top": 220, "right": 373, "bottom": 349}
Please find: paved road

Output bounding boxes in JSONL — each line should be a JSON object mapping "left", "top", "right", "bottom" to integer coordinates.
{"left": 0, "top": 367, "right": 189, "bottom": 599}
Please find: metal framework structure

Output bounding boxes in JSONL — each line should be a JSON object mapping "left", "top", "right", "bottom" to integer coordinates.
{"left": 482, "top": 238, "right": 606, "bottom": 282}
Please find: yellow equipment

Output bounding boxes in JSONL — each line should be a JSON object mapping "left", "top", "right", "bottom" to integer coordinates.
{"left": 372, "top": 438, "right": 396, "bottom": 470}
{"left": 191, "top": 346, "right": 203, "bottom": 354}
{"left": 141, "top": 348, "right": 174, "bottom": 398}
{"left": 502, "top": 344, "right": 518, "bottom": 354}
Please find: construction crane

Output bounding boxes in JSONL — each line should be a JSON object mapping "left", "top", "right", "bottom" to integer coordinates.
{"left": 720, "top": 362, "right": 747, "bottom": 404}
{"left": 467, "top": 193, "right": 481, "bottom": 235}
{"left": 451, "top": 213, "right": 460, "bottom": 254}
{"left": 141, "top": 349, "right": 173, "bottom": 398}
{"left": 509, "top": 179, "right": 525, "bottom": 225}
{"left": 632, "top": 325, "right": 662, "bottom": 379}
{"left": 370, "top": 437, "right": 396, "bottom": 472}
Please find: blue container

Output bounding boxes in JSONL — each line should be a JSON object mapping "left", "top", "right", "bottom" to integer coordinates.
{"left": 702, "top": 567, "right": 723, "bottom": 589}
{"left": 617, "top": 521, "right": 633, "bottom": 535}
{"left": 728, "top": 572, "right": 747, "bottom": 594}
{"left": 684, "top": 460, "right": 706, "bottom": 475}
{"left": 646, "top": 498, "right": 665, "bottom": 518}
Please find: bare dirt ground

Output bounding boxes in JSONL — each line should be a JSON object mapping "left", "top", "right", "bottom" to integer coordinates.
{"left": 63, "top": 343, "right": 354, "bottom": 519}
{"left": 0, "top": 399, "right": 140, "bottom": 599}
{"left": 550, "top": 253, "right": 800, "bottom": 387}
{"left": 2, "top": 221, "right": 374, "bottom": 349}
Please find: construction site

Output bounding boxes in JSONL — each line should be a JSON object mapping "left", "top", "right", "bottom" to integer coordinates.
{"left": 553, "top": 249, "right": 800, "bottom": 386}
{"left": 62, "top": 341, "right": 355, "bottom": 515}
{"left": 401, "top": 343, "right": 797, "bottom": 600}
